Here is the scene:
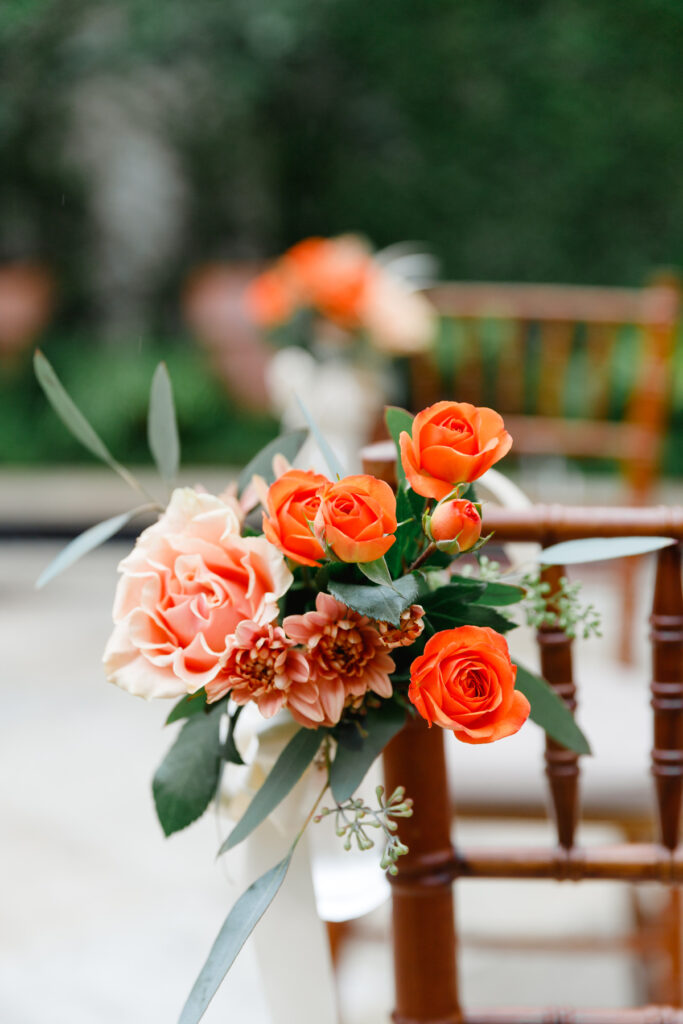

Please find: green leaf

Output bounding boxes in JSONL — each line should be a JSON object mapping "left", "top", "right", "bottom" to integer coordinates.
{"left": 35, "top": 507, "right": 144, "bottom": 588}
{"left": 386, "top": 487, "right": 424, "bottom": 576}
{"left": 540, "top": 536, "right": 676, "bottom": 566}
{"left": 328, "top": 573, "right": 421, "bottom": 627}
{"left": 423, "top": 579, "right": 487, "bottom": 606}
{"left": 237, "top": 428, "right": 308, "bottom": 496}
{"left": 153, "top": 711, "right": 224, "bottom": 836}
{"left": 34, "top": 350, "right": 145, "bottom": 496}
{"left": 515, "top": 664, "right": 591, "bottom": 755}
{"left": 34, "top": 349, "right": 119, "bottom": 467}
{"left": 223, "top": 706, "right": 245, "bottom": 766}
{"left": 178, "top": 853, "right": 292, "bottom": 1024}
{"left": 471, "top": 580, "right": 526, "bottom": 606}
{"left": 296, "top": 395, "right": 346, "bottom": 478}
{"left": 384, "top": 406, "right": 414, "bottom": 488}
{"left": 218, "top": 727, "right": 322, "bottom": 855}
{"left": 358, "top": 556, "right": 394, "bottom": 587}
{"left": 330, "top": 701, "right": 407, "bottom": 802}
{"left": 425, "top": 600, "right": 516, "bottom": 634}
{"left": 148, "top": 362, "right": 180, "bottom": 485}
{"left": 166, "top": 691, "right": 208, "bottom": 725}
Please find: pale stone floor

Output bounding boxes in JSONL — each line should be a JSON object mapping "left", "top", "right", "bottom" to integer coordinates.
{"left": 1, "top": 468, "right": 678, "bottom": 1023}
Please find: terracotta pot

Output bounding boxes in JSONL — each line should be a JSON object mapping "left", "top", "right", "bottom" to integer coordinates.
{"left": 0, "top": 264, "right": 54, "bottom": 360}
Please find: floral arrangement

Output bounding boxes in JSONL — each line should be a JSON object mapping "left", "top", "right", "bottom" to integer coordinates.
{"left": 33, "top": 352, "right": 591, "bottom": 1024}
{"left": 245, "top": 234, "right": 437, "bottom": 356}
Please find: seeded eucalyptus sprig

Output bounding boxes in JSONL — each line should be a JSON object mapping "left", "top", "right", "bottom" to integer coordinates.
{"left": 521, "top": 570, "right": 602, "bottom": 639}
{"left": 314, "top": 785, "right": 414, "bottom": 875}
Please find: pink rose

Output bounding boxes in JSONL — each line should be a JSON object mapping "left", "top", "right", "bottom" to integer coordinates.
{"left": 103, "top": 488, "right": 292, "bottom": 699}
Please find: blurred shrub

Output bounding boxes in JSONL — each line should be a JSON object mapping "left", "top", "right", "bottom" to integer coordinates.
{"left": 0, "top": 0, "right": 681, "bottom": 333}
{"left": 0, "top": 337, "right": 278, "bottom": 464}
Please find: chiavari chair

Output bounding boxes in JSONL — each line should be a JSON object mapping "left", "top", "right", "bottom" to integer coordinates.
{"left": 413, "top": 276, "right": 680, "bottom": 662}
{"left": 379, "top": 501, "right": 683, "bottom": 1023}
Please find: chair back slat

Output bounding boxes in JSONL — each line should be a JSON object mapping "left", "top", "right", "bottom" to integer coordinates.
{"left": 538, "top": 564, "right": 580, "bottom": 849}
{"left": 536, "top": 322, "right": 576, "bottom": 418}
{"left": 650, "top": 543, "right": 683, "bottom": 850}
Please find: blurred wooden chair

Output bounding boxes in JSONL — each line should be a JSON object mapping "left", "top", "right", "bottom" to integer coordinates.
{"left": 413, "top": 276, "right": 680, "bottom": 661}
{"left": 382, "top": 503, "right": 683, "bottom": 1023}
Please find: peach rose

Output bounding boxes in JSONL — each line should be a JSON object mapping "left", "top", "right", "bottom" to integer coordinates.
{"left": 314, "top": 474, "right": 397, "bottom": 563}
{"left": 400, "top": 401, "right": 512, "bottom": 500}
{"left": 103, "top": 488, "right": 292, "bottom": 699}
{"left": 262, "top": 469, "right": 329, "bottom": 567}
{"left": 408, "top": 625, "right": 530, "bottom": 743}
{"left": 426, "top": 498, "right": 482, "bottom": 553}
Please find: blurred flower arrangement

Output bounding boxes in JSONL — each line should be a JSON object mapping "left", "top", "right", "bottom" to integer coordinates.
{"left": 243, "top": 235, "right": 439, "bottom": 471}
{"left": 34, "top": 351, "right": 592, "bottom": 1024}
{"left": 245, "top": 234, "right": 437, "bottom": 356}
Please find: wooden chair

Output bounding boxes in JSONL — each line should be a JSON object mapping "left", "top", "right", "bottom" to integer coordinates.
{"left": 381, "top": 504, "right": 683, "bottom": 1024}
{"left": 413, "top": 277, "right": 680, "bottom": 663}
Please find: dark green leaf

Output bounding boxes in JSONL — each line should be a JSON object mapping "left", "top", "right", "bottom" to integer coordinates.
{"left": 166, "top": 691, "right": 208, "bottom": 725}
{"left": 237, "top": 428, "right": 308, "bottom": 496}
{"left": 35, "top": 507, "right": 143, "bottom": 588}
{"left": 515, "top": 664, "right": 591, "bottom": 755}
{"left": 358, "top": 556, "right": 394, "bottom": 587}
{"left": 425, "top": 601, "right": 516, "bottom": 634}
{"left": 330, "top": 701, "right": 407, "bottom": 802}
{"left": 148, "top": 362, "right": 180, "bottom": 484}
{"left": 296, "top": 395, "right": 345, "bottom": 478}
{"left": 540, "top": 536, "right": 676, "bottom": 566}
{"left": 423, "top": 579, "right": 487, "bottom": 607}
{"left": 386, "top": 487, "right": 424, "bottom": 576}
{"left": 153, "top": 712, "right": 224, "bottom": 836}
{"left": 328, "top": 573, "right": 421, "bottom": 627}
{"left": 223, "top": 706, "right": 245, "bottom": 766}
{"left": 218, "top": 727, "right": 321, "bottom": 855}
{"left": 384, "top": 406, "right": 414, "bottom": 488}
{"left": 178, "top": 853, "right": 292, "bottom": 1024}
{"left": 469, "top": 579, "right": 526, "bottom": 606}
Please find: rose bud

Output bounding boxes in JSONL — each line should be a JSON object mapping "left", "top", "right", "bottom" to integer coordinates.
{"left": 425, "top": 498, "right": 481, "bottom": 553}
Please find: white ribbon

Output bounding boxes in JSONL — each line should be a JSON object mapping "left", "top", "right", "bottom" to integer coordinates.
{"left": 220, "top": 708, "right": 389, "bottom": 1024}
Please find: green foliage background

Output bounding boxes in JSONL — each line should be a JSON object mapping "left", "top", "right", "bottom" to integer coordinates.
{"left": 1, "top": 0, "right": 681, "bottom": 302}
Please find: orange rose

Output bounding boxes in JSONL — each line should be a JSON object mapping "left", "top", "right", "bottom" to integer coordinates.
{"left": 400, "top": 401, "right": 512, "bottom": 500}
{"left": 426, "top": 498, "right": 481, "bottom": 553}
{"left": 408, "top": 625, "right": 530, "bottom": 743}
{"left": 244, "top": 268, "right": 295, "bottom": 326}
{"left": 283, "top": 236, "right": 374, "bottom": 327}
{"left": 314, "top": 474, "right": 397, "bottom": 563}
{"left": 262, "top": 469, "right": 330, "bottom": 567}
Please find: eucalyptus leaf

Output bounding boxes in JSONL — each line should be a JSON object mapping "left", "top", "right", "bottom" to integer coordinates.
{"left": 358, "top": 556, "right": 394, "bottom": 587}
{"left": 540, "top": 535, "right": 675, "bottom": 566}
{"left": 296, "top": 395, "right": 346, "bottom": 478}
{"left": 153, "top": 711, "right": 224, "bottom": 836}
{"left": 237, "top": 428, "right": 308, "bottom": 496}
{"left": 178, "top": 853, "right": 292, "bottom": 1024}
{"left": 330, "top": 701, "right": 407, "bottom": 802}
{"left": 166, "top": 691, "right": 209, "bottom": 725}
{"left": 328, "top": 574, "right": 420, "bottom": 627}
{"left": 148, "top": 361, "right": 180, "bottom": 484}
{"left": 35, "top": 507, "right": 145, "bottom": 589}
{"left": 515, "top": 664, "right": 591, "bottom": 755}
{"left": 223, "top": 706, "right": 245, "bottom": 766}
{"left": 218, "top": 727, "right": 321, "bottom": 855}
{"left": 34, "top": 350, "right": 141, "bottom": 494}
{"left": 384, "top": 406, "right": 414, "bottom": 488}
{"left": 34, "top": 350, "right": 120, "bottom": 468}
